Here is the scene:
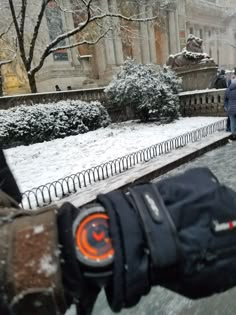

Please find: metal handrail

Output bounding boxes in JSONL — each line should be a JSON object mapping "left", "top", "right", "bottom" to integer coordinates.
{"left": 21, "top": 119, "right": 226, "bottom": 209}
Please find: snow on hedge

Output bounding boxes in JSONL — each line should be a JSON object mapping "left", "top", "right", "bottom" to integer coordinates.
{"left": 0, "top": 100, "right": 111, "bottom": 148}
{"left": 105, "top": 59, "right": 182, "bottom": 122}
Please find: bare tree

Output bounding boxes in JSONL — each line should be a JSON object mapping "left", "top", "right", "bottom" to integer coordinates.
{"left": 0, "top": 22, "right": 17, "bottom": 96}
{"left": 1, "top": 0, "right": 173, "bottom": 93}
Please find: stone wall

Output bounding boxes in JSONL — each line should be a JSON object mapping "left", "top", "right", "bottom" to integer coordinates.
{"left": 0, "top": 87, "right": 121, "bottom": 122}
{"left": 0, "top": 87, "right": 227, "bottom": 121}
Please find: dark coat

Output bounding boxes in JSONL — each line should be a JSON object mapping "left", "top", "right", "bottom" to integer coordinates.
{"left": 0, "top": 148, "right": 22, "bottom": 203}
{"left": 214, "top": 74, "right": 227, "bottom": 89}
{"left": 224, "top": 83, "right": 236, "bottom": 115}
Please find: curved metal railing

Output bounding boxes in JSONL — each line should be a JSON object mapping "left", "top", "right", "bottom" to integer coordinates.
{"left": 21, "top": 119, "right": 227, "bottom": 209}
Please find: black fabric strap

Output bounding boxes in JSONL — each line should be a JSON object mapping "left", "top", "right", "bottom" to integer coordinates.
{"left": 97, "top": 193, "right": 125, "bottom": 312}
{"left": 128, "top": 183, "right": 180, "bottom": 269}
{"left": 97, "top": 184, "right": 181, "bottom": 311}
{"left": 98, "top": 191, "right": 150, "bottom": 312}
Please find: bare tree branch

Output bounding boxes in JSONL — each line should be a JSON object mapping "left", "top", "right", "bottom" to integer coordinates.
{"left": 49, "top": 27, "right": 112, "bottom": 52}
{"left": 0, "top": 52, "right": 16, "bottom": 67}
{"left": 4, "top": 0, "right": 166, "bottom": 92}
{"left": 227, "top": 43, "right": 236, "bottom": 49}
{"left": 8, "top": 0, "right": 27, "bottom": 65}
{"left": 27, "top": 0, "right": 51, "bottom": 68}
{"left": 19, "top": 0, "right": 27, "bottom": 39}
{"left": 0, "top": 16, "right": 17, "bottom": 40}
{"left": 31, "top": 10, "right": 158, "bottom": 75}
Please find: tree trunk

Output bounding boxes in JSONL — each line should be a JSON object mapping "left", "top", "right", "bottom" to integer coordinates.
{"left": 0, "top": 67, "right": 3, "bottom": 97}
{"left": 28, "top": 73, "right": 37, "bottom": 93}
{"left": 0, "top": 76, "right": 3, "bottom": 97}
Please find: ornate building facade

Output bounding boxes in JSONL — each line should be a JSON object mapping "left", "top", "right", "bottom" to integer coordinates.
{"left": 1, "top": 0, "right": 236, "bottom": 94}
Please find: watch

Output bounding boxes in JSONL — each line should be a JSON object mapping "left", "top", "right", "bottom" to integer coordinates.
{"left": 72, "top": 203, "right": 114, "bottom": 272}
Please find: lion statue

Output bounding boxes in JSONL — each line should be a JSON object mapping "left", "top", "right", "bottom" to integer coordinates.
{"left": 166, "top": 34, "right": 215, "bottom": 68}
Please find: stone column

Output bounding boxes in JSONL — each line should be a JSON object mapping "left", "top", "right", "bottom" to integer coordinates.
{"left": 168, "top": 5, "right": 179, "bottom": 54}
{"left": 132, "top": 34, "right": 142, "bottom": 63}
{"left": 110, "top": 0, "right": 124, "bottom": 65}
{"left": 60, "top": 0, "right": 80, "bottom": 66}
{"left": 139, "top": 5, "right": 151, "bottom": 64}
{"left": 147, "top": 5, "right": 156, "bottom": 63}
{"left": 100, "top": 0, "right": 116, "bottom": 66}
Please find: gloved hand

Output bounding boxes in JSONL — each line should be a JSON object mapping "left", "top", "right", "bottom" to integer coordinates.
{"left": 57, "top": 202, "right": 101, "bottom": 315}
{"left": 0, "top": 148, "right": 22, "bottom": 204}
{"left": 97, "top": 167, "right": 236, "bottom": 312}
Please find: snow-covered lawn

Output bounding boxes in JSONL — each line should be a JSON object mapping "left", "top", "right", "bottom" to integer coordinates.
{"left": 5, "top": 116, "right": 224, "bottom": 193}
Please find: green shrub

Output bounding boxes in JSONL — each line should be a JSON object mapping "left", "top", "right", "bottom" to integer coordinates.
{"left": 0, "top": 100, "right": 111, "bottom": 148}
{"left": 105, "top": 58, "right": 182, "bottom": 122}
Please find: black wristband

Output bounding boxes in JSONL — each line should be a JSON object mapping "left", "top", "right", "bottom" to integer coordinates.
{"left": 97, "top": 185, "right": 175, "bottom": 312}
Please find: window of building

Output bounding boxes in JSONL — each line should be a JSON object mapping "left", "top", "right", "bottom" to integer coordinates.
{"left": 45, "top": 2, "right": 69, "bottom": 61}
{"left": 208, "top": 30, "right": 211, "bottom": 37}
{"left": 200, "top": 29, "right": 203, "bottom": 39}
{"left": 190, "top": 27, "right": 193, "bottom": 35}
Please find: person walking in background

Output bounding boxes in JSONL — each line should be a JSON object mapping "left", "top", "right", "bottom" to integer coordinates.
{"left": 227, "top": 68, "right": 236, "bottom": 87}
{"left": 55, "top": 84, "right": 61, "bottom": 91}
{"left": 214, "top": 69, "right": 227, "bottom": 89}
{"left": 214, "top": 69, "right": 229, "bottom": 131}
{"left": 224, "top": 75, "right": 236, "bottom": 139}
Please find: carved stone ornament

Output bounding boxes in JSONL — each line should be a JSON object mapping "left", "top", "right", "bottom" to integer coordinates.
{"left": 166, "top": 34, "right": 216, "bottom": 68}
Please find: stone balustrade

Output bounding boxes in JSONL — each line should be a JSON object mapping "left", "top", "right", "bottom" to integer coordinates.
{"left": 179, "top": 88, "right": 226, "bottom": 117}
{"left": 0, "top": 87, "right": 227, "bottom": 120}
{"left": 0, "top": 87, "right": 107, "bottom": 109}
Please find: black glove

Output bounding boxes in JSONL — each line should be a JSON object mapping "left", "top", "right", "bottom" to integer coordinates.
{"left": 97, "top": 167, "right": 236, "bottom": 312}
{"left": 57, "top": 203, "right": 101, "bottom": 315}
{"left": 0, "top": 148, "right": 22, "bottom": 204}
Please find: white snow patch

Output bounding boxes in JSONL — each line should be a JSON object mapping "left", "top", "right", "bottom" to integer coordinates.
{"left": 33, "top": 225, "right": 44, "bottom": 235}
{"left": 4, "top": 117, "right": 224, "bottom": 193}
{"left": 38, "top": 255, "right": 57, "bottom": 277}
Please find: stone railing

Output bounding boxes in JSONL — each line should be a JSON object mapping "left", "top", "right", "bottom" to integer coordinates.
{"left": 0, "top": 87, "right": 227, "bottom": 120}
{"left": 0, "top": 87, "right": 107, "bottom": 109}
{"left": 179, "top": 88, "right": 226, "bottom": 117}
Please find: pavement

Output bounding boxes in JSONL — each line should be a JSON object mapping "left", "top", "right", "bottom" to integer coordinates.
{"left": 155, "top": 138, "right": 236, "bottom": 191}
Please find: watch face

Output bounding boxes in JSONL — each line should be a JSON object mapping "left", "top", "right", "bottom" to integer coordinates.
{"left": 73, "top": 205, "right": 114, "bottom": 268}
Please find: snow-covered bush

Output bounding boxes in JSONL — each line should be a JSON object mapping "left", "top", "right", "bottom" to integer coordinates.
{"left": 105, "top": 59, "right": 182, "bottom": 122}
{"left": 0, "top": 100, "right": 111, "bottom": 148}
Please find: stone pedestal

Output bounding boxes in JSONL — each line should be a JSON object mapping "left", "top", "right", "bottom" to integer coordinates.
{"left": 175, "top": 63, "right": 218, "bottom": 91}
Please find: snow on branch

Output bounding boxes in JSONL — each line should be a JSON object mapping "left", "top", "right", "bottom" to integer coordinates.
{"left": 0, "top": 18, "right": 16, "bottom": 39}
{"left": 0, "top": 58, "right": 14, "bottom": 67}
{"left": 0, "top": 52, "right": 16, "bottom": 67}
{"left": 49, "top": 27, "right": 112, "bottom": 52}
{"left": 31, "top": 9, "right": 158, "bottom": 74}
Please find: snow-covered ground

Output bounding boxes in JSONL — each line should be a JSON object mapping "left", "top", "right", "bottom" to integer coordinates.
{"left": 4, "top": 116, "right": 223, "bottom": 193}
